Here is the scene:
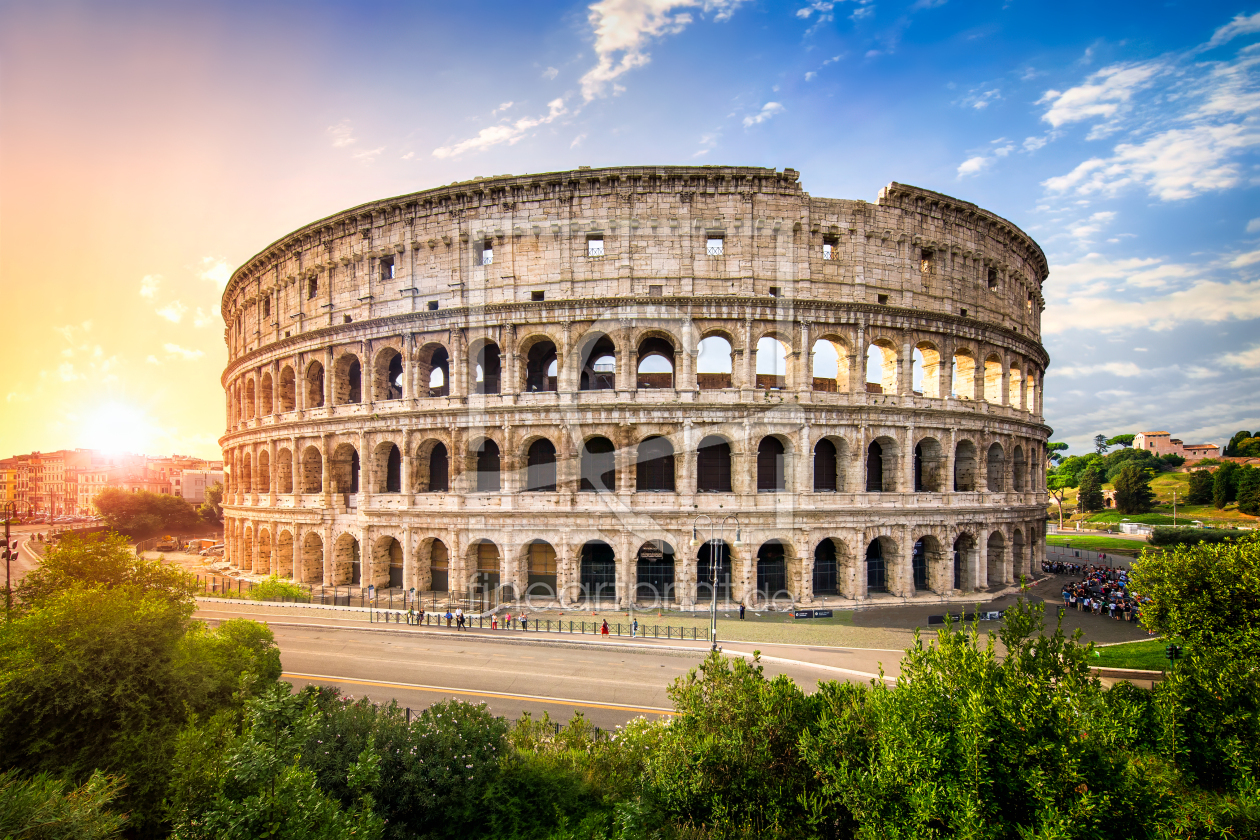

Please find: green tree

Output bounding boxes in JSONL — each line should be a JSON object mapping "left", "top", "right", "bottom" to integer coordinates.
{"left": 1077, "top": 464, "right": 1105, "bottom": 513}
{"left": 1187, "top": 469, "right": 1215, "bottom": 505}
{"left": 1238, "top": 437, "right": 1260, "bottom": 458}
{"left": 197, "top": 482, "right": 223, "bottom": 524}
{"left": 1214, "top": 461, "right": 1239, "bottom": 509}
{"left": 1113, "top": 463, "right": 1157, "bottom": 514}
{"left": 1106, "top": 433, "right": 1136, "bottom": 448}
{"left": 0, "top": 769, "right": 127, "bottom": 840}
{"left": 1159, "top": 453, "right": 1185, "bottom": 468}
{"left": 1237, "top": 466, "right": 1260, "bottom": 516}
{"left": 1103, "top": 446, "right": 1160, "bottom": 482}
{"left": 1047, "top": 441, "right": 1069, "bottom": 464}
{"left": 1225, "top": 430, "right": 1254, "bottom": 457}
{"left": 1094, "top": 433, "right": 1109, "bottom": 454}
{"left": 1047, "top": 472, "right": 1074, "bottom": 527}
{"left": 16, "top": 531, "right": 197, "bottom": 611}
{"left": 93, "top": 488, "right": 199, "bottom": 537}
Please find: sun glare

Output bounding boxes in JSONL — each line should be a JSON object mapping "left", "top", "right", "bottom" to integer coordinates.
{"left": 83, "top": 403, "right": 153, "bottom": 455}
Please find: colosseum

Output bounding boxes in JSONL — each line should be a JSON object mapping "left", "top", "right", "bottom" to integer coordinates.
{"left": 219, "top": 165, "right": 1050, "bottom": 609}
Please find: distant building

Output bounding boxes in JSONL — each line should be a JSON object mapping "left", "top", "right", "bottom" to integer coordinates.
{"left": 1133, "top": 431, "right": 1221, "bottom": 461}
{"left": 176, "top": 469, "right": 224, "bottom": 503}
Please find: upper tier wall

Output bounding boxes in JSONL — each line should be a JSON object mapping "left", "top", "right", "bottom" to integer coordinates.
{"left": 222, "top": 166, "right": 1048, "bottom": 363}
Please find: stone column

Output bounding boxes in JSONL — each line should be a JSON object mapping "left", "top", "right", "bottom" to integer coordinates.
{"left": 742, "top": 317, "right": 755, "bottom": 396}
{"left": 900, "top": 339, "right": 913, "bottom": 395}
{"left": 1000, "top": 357, "right": 1011, "bottom": 406}
{"left": 291, "top": 437, "right": 300, "bottom": 498}
{"left": 850, "top": 323, "right": 866, "bottom": 394}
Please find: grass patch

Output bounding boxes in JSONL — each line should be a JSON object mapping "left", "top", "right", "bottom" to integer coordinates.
{"left": 1091, "top": 639, "right": 1176, "bottom": 671}
{"left": 1046, "top": 535, "right": 1149, "bottom": 556}
{"left": 1087, "top": 512, "right": 1177, "bottom": 525}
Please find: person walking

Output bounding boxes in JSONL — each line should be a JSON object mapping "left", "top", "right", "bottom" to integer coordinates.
{"left": 601, "top": 619, "right": 609, "bottom": 636}
{"left": 455, "top": 607, "right": 464, "bottom": 630}
{"left": 444, "top": 609, "right": 453, "bottom": 627}
{"left": 739, "top": 602, "right": 746, "bottom": 620}
{"left": 632, "top": 617, "right": 639, "bottom": 638}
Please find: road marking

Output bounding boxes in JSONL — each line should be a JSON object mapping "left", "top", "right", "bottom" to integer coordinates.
{"left": 282, "top": 671, "right": 678, "bottom": 716}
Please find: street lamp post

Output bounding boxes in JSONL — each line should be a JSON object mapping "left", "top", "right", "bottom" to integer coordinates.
{"left": 691, "top": 514, "right": 741, "bottom": 652}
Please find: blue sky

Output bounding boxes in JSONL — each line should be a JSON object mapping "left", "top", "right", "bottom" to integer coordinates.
{"left": 1, "top": 0, "right": 1258, "bottom": 458}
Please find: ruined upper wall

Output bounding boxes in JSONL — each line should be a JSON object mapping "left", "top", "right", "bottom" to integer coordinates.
{"left": 221, "top": 166, "right": 1048, "bottom": 361}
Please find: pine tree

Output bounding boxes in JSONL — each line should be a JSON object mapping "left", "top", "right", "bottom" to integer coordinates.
{"left": 1187, "top": 469, "right": 1215, "bottom": 505}
{"left": 1236, "top": 466, "right": 1260, "bottom": 516}
{"left": 1077, "top": 466, "right": 1105, "bottom": 513}
{"left": 1113, "top": 464, "right": 1156, "bottom": 514}
{"left": 1214, "top": 462, "right": 1239, "bottom": 510}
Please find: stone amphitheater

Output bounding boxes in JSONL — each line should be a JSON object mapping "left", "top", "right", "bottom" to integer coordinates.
{"left": 219, "top": 165, "right": 1050, "bottom": 608}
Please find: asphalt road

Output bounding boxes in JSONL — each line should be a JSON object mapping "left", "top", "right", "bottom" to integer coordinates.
{"left": 197, "top": 606, "right": 899, "bottom": 728}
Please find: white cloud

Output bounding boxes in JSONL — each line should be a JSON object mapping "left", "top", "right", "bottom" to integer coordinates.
{"left": 146, "top": 355, "right": 161, "bottom": 366}
{"left": 492, "top": 101, "right": 514, "bottom": 115}
{"left": 1043, "top": 122, "right": 1260, "bottom": 200}
{"left": 326, "top": 119, "right": 356, "bottom": 148}
{"left": 804, "top": 71, "right": 817, "bottom": 81}
{"left": 542, "top": 66, "right": 559, "bottom": 80}
{"left": 1044, "top": 275, "right": 1260, "bottom": 334}
{"left": 796, "top": 1, "right": 835, "bottom": 17}
{"left": 1023, "top": 135, "right": 1048, "bottom": 152}
{"left": 1230, "top": 249, "right": 1260, "bottom": 268}
{"left": 742, "top": 101, "right": 784, "bottom": 127}
{"left": 139, "top": 274, "right": 161, "bottom": 299}
{"left": 1068, "top": 210, "right": 1116, "bottom": 240}
{"left": 1050, "top": 361, "right": 1145, "bottom": 378}
{"left": 1220, "top": 344, "right": 1260, "bottom": 368}
{"left": 163, "top": 343, "right": 204, "bottom": 361}
{"left": 58, "top": 363, "right": 80, "bottom": 381}
{"left": 965, "top": 87, "right": 1001, "bottom": 109}
{"left": 433, "top": 98, "right": 567, "bottom": 158}
{"left": 351, "top": 146, "right": 385, "bottom": 163}
{"left": 1205, "top": 11, "right": 1260, "bottom": 49}
{"left": 570, "top": 133, "right": 587, "bottom": 148}
{"left": 579, "top": 0, "right": 748, "bottom": 101}
{"left": 1038, "top": 61, "right": 1163, "bottom": 128}
{"left": 1247, "top": 217, "right": 1260, "bottom": 233}
{"left": 956, "top": 155, "right": 989, "bottom": 177}
{"left": 193, "top": 307, "right": 218, "bottom": 328}
{"left": 199, "top": 258, "right": 231, "bottom": 289}
{"left": 156, "top": 301, "right": 188, "bottom": 323}
{"left": 1049, "top": 253, "right": 1199, "bottom": 295}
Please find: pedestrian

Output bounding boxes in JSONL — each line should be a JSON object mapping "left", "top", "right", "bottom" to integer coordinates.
{"left": 455, "top": 607, "right": 463, "bottom": 629}
{"left": 601, "top": 619, "right": 609, "bottom": 636}
{"left": 632, "top": 618, "right": 639, "bottom": 638}
{"left": 739, "top": 602, "right": 746, "bottom": 620}
{"left": 521, "top": 615, "right": 528, "bottom": 631}
{"left": 444, "top": 609, "right": 453, "bottom": 627}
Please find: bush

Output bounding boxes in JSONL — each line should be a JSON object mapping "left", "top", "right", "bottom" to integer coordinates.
{"left": 0, "top": 769, "right": 127, "bottom": 840}
{"left": 251, "top": 575, "right": 311, "bottom": 602}
{"left": 15, "top": 531, "right": 198, "bottom": 610}
{"left": 1148, "top": 526, "right": 1248, "bottom": 548}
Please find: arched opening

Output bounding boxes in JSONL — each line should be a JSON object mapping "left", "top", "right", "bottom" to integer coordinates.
{"left": 697, "top": 540, "right": 732, "bottom": 603}
{"left": 331, "top": 444, "right": 359, "bottom": 494}
{"left": 333, "top": 355, "right": 362, "bottom": 404}
{"left": 276, "top": 449, "right": 293, "bottom": 494}
{"left": 696, "top": 435, "right": 732, "bottom": 493}
{"left": 755, "top": 542, "right": 788, "bottom": 600}
{"left": 913, "top": 342, "right": 941, "bottom": 398}
{"left": 1013, "top": 446, "right": 1027, "bottom": 492}
{"left": 301, "top": 532, "right": 323, "bottom": 583}
{"left": 524, "top": 340, "right": 558, "bottom": 392}
{"left": 866, "top": 437, "right": 897, "bottom": 492}
{"left": 813, "top": 539, "right": 839, "bottom": 595}
{"left": 429, "top": 540, "right": 449, "bottom": 592}
{"left": 987, "top": 531, "right": 1006, "bottom": 587}
{"left": 953, "top": 533, "right": 976, "bottom": 591}
{"left": 580, "top": 437, "right": 616, "bottom": 492}
{"left": 914, "top": 437, "right": 943, "bottom": 492}
{"left": 1008, "top": 364, "right": 1023, "bottom": 407}
{"left": 755, "top": 336, "right": 789, "bottom": 390}
{"left": 636, "top": 436, "right": 675, "bottom": 492}
{"left": 579, "top": 540, "right": 616, "bottom": 604}
{"left": 306, "top": 361, "right": 325, "bottom": 408}
{"left": 951, "top": 349, "right": 975, "bottom": 399}
{"left": 865, "top": 538, "right": 888, "bottom": 594}
{"left": 259, "top": 372, "right": 274, "bottom": 415}
{"left": 983, "top": 354, "right": 1002, "bottom": 403}
{"left": 418, "top": 344, "right": 449, "bottom": 398}
{"left": 333, "top": 533, "right": 360, "bottom": 586}
{"left": 471, "top": 541, "right": 500, "bottom": 597}
{"left": 697, "top": 335, "right": 733, "bottom": 389}
{"left": 376, "top": 443, "right": 401, "bottom": 493}
{"left": 954, "top": 441, "right": 978, "bottom": 491}
{"left": 813, "top": 438, "right": 839, "bottom": 492}
{"left": 276, "top": 530, "right": 294, "bottom": 578}
{"left": 757, "top": 436, "right": 786, "bottom": 491}
{"left": 579, "top": 334, "right": 616, "bottom": 391}
{"left": 811, "top": 338, "right": 849, "bottom": 392}
{"left": 279, "top": 366, "right": 296, "bottom": 412}
{"left": 635, "top": 540, "right": 676, "bottom": 604}
{"left": 376, "top": 536, "right": 404, "bottom": 589}
{"left": 256, "top": 450, "right": 271, "bottom": 493}
{"left": 911, "top": 538, "right": 929, "bottom": 591}
{"left": 636, "top": 337, "right": 675, "bottom": 389}
{"left": 472, "top": 342, "right": 501, "bottom": 395}
{"left": 244, "top": 379, "right": 257, "bottom": 419}
{"left": 525, "top": 438, "right": 557, "bottom": 491}
{"left": 865, "top": 341, "right": 897, "bottom": 394}
{"left": 420, "top": 441, "right": 449, "bottom": 492}
{"left": 375, "top": 349, "right": 404, "bottom": 401}
{"left": 1025, "top": 373, "right": 1037, "bottom": 412}
{"left": 475, "top": 439, "right": 501, "bottom": 492}
{"left": 525, "top": 541, "right": 557, "bottom": 598}
{"left": 301, "top": 447, "right": 322, "bottom": 493}
{"left": 987, "top": 443, "right": 1006, "bottom": 492}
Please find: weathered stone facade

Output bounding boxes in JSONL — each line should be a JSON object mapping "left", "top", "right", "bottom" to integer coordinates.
{"left": 219, "top": 165, "right": 1051, "bottom": 607}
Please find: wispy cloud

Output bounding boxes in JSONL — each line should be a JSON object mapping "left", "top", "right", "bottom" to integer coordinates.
{"left": 1221, "top": 343, "right": 1260, "bottom": 368}
{"left": 139, "top": 274, "right": 161, "bottom": 299}
{"left": 542, "top": 66, "right": 559, "bottom": 80}
{"left": 433, "top": 98, "right": 568, "bottom": 158}
{"left": 199, "top": 258, "right": 230, "bottom": 289}
{"left": 163, "top": 343, "right": 204, "bottom": 361}
{"left": 1038, "top": 61, "right": 1164, "bottom": 130}
{"left": 326, "top": 119, "right": 356, "bottom": 148}
{"left": 743, "top": 101, "right": 784, "bottom": 127}
{"left": 1204, "top": 11, "right": 1260, "bottom": 50}
{"left": 156, "top": 301, "right": 188, "bottom": 323}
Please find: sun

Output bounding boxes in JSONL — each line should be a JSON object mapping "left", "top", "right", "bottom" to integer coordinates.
{"left": 82, "top": 403, "right": 153, "bottom": 455}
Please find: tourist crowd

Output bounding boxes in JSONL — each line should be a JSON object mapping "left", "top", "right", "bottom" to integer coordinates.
{"left": 1044, "top": 559, "right": 1149, "bottom": 628}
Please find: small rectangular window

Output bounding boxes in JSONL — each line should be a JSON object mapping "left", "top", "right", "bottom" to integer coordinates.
{"left": 427, "top": 301, "right": 439, "bottom": 311}
{"left": 920, "top": 249, "right": 934, "bottom": 276}
{"left": 1026, "top": 291, "right": 1034, "bottom": 312}
{"left": 587, "top": 237, "right": 604, "bottom": 257}
{"left": 987, "top": 267, "right": 998, "bottom": 291}
{"left": 307, "top": 278, "right": 318, "bottom": 300}
{"left": 648, "top": 285, "right": 663, "bottom": 297}
{"left": 877, "top": 294, "right": 888, "bottom": 305}
{"left": 481, "top": 244, "right": 493, "bottom": 266}
{"left": 769, "top": 286, "right": 782, "bottom": 298}
{"left": 380, "top": 256, "right": 395, "bottom": 280}
{"left": 344, "top": 314, "right": 353, "bottom": 323}
{"left": 531, "top": 290, "right": 545, "bottom": 301}
{"left": 960, "top": 307, "right": 968, "bottom": 317}
{"left": 823, "top": 240, "right": 835, "bottom": 260}
{"left": 263, "top": 298, "right": 271, "bottom": 318}
{"left": 707, "top": 237, "right": 724, "bottom": 256}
